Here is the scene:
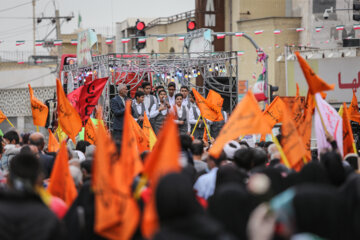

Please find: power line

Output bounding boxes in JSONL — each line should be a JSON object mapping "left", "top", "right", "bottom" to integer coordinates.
{"left": 0, "top": 0, "right": 37, "bottom": 13}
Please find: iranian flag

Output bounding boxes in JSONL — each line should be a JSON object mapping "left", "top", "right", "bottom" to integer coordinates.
{"left": 216, "top": 33, "right": 226, "bottom": 39}
{"left": 273, "top": 29, "right": 281, "bottom": 34}
{"left": 336, "top": 25, "right": 345, "bottom": 31}
{"left": 275, "top": 44, "right": 279, "bottom": 48}
{"left": 54, "top": 40, "right": 63, "bottom": 46}
{"left": 324, "top": 40, "right": 329, "bottom": 43}
{"left": 237, "top": 51, "right": 245, "bottom": 56}
{"left": 35, "top": 40, "right": 44, "bottom": 46}
{"left": 254, "top": 30, "right": 264, "bottom": 35}
{"left": 157, "top": 37, "right": 164, "bottom": 42}
{"left": 354, "top": 24, "right": 360, "bottom": 30}
{"left": 315, "top": 27, "right": 323, "bottom": 32}
{"left": 105, "top": 38, "right": 114, "bottom": 44}
{"left": 16, "top": 40, "right": 25, "bottom": 46}
{"left": 138, "top": 38, "right": 146, "bottom": 43}
{"left": 17, "top": 60, "right": 25, "bottom": 64}
{"left": 35, "top": 60, "right": 43, "bottom": 64}
{"left": 235, "top": 32, "right": 244, "bottom": 37}
{"left": 178, "top": 36, "right": 185, "bottom": 41}
{"left": 71, "top": 39, "right": 78, "bottom": 45}
{"left": 121, "top": 38, "right": 130, "bottom": 43}
{"left": 296, "top": 28, "right": 305, "bottom": 32}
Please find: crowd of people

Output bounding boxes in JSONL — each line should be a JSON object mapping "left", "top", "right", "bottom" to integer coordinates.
{"left": 0, "top": 82, "right": 360, "bottom": 240}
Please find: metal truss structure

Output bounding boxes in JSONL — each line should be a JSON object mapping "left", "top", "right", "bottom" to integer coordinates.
{"left": 63, "top": 51, "right": 238, "bottom": 127}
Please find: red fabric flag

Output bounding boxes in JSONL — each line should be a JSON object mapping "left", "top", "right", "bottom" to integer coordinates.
{"left": 47, "top": 141, "right": 78, "bottom": 206}
{"left": 56, "top": 79, "right": 82, "bottom": 143}
{"left": 78, "top": 77, "right": 108, "bottom": 124}
{"left": 67, "top": 86, "right": 83, "bottom": 112}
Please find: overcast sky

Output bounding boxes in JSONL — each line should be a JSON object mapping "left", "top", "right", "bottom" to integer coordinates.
{"left": 0, "top": 0, "right": 194, "bottom": 55}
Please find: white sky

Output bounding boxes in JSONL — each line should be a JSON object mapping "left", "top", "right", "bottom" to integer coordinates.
{"left": 0, "top": 0, "right": 194, "bottom": 54}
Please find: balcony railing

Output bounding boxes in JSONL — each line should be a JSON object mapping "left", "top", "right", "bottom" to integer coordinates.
{"left": 147, "top": 10, "right": 195, "bottom": 28}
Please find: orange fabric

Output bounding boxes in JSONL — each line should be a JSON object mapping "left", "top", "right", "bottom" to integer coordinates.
{"left": 84, "top": 119, "right": 97, "bottom": 145}
{"left": 192, "top": 88, "right": 224, "bottom": 121}
{"left": 295, "top": 52, "right": 335, "bottom": 94}
{"left": 280, "top": 102, "right": 307, "bottom": 170}
{"left": 342, "top": 103, "right": 356, "bottom": 156}
{"left": 320, "top": 92, "right": 327, "bottom": 99}
{"left": 92, "top": 112, "right": 141, "bottom": 240}
{"left": 142, "top": 114, "right": 181, "bottom": 238}
{"left": 296, "top": 83, "right": 300, "bottom": 97}
{"left": 263, "top": 96, "right": 284, "bottom": 128}
{"left": 291, "top": 96, "right": 304, "bottom": 129}
{"left": 209, "top": 91, "right": 272, "bottom": 158}
{"left": 206, "top": 90, "right": 224, "bottom": 112}
{"left": 56, "top": 79, "right": 82, "bottom": 143}
{"left": 0, "top": 109, "right": 7, "bottom": 124}
{"left": 296, "top": 103, "right": 313, "bottom": 162}
{"left": 131, "top": 114, "right": 149, "bottom": 153}
{"left": 47, "top": 141, "right": 78, "bottom": 206}
{"left": 47, "top": 129, "right": 60, "bottom": 152}
{"left": 348, "top": 91, "right": 360, "bottom": 123}
{"left": 28, "top": 84, "right": 49, "bottom": 127}
{"left": 143, "top": 112, "right": 157, "bottom": 150}
{"left": 203, "top": 128, "right": 208, "bottom": 143}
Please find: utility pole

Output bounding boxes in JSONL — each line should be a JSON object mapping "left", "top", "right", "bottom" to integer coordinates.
{"left": 55, "top": 9, "right": 62, "bottom": 58}
{"left": 32, "top": 0, "right": 36, "bottom": 55}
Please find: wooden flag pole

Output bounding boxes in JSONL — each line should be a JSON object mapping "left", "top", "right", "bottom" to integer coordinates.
{"left": 202, "top": 116, "right": 212, "bottom": 140}
{"left": 6, "top": 118, "right": 14, "bottom": 128}
{"left": 36, "top": 126, "right": 39, "bottom": 132}
{"left": 271, "top": 132, "right": 291, "bottom": 168}
{"left": 191, "top": 114, "right": 201, "bottom": 136}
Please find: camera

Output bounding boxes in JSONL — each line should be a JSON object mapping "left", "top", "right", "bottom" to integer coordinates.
{"left": 323, "top": 7, "right": 334, "bottom": 20}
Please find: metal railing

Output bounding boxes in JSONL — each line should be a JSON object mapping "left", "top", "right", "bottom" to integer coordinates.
{"left": 0, "top": 51, "right": 49, "bottom": 62}
{"left": 147, "top": 10, "right": 195, "bottom": 28}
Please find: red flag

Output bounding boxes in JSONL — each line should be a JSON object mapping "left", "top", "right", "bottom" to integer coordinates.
{"left": 78, "top": 77, "right": 108, "bottom": 124}
{"left": 67, "top": 86, "right": 83, "bottom": 112}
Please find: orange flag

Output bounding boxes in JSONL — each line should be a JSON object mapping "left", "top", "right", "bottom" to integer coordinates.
{"left": 47, "top": 129, "right": 60, "bottom": 152}
{"left": 280, "top": 102, "right": 307, "bottom": 170}
{"left": 343, "top": 102, "right": 356, "bottom": 156}
{"left": 209, "top": 91, "right": 272, "bottom": 158}
{"left": 142, "top": 114, "right": 181, "bottom": 238}
{"left": 291, "top": 96, "right": 304, "bottom": 129}
{"left": 56, "top": 79, "right": 82, "bottom": 143}
{"left": 143, "top": 112, "right": 157, "bottom": 150}
{"left": 203, "top": 127, "right": 208, "bottom": 143}
{"left": 84, "top": 119, "right": 97, "bottom": 145}
{"left": 0, "top": 109, "right": 7, "bottom": 124}
{"left": 348, "top": 91, "right": 360, "bottom": 123}
{"left": 295, "top": 52, "right": 334, "bottom": 94}
{"left": 192, "top": 88, "right": 224, "bottom": 121}
{"left": 263, "top": 96, "right": 284, "bottom": 128}
{"left": 28, "top": 84, "right": 49, "bottom": 127}
{"left": 131, "top": 115, "right": 149, "bottom": 153}
{"left": 206, "top": 89, "right": 224, "bottom": 112}
{"left": 296, "top": 83, "right": 300, "bottom": 97}
{"left": 47, "top": 141, "right": 78, "bottom": 206}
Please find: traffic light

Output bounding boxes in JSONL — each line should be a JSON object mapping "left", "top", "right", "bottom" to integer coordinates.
{"left": 187, "top": 20, "right": 196, "bottom": 32}
{"left": 354, "top": 1, "right": 360, "bottom": 21}
{"left": 135, "top": 19, "right": 146, "bottom": 51}
{"left": 269, "top": 85, "right": 279, "bottom": 102}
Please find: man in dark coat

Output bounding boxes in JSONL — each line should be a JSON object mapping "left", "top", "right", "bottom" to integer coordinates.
{"left": 110, "top": 83, "right": 128, "bottom": 141}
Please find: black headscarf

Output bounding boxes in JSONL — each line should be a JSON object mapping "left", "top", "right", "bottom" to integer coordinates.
{"left": 298, "top": 161, "right": 330, "bottom": 185}
{"left": 215, "top": 164, "right": 248, "bottom": 191}
{"left": 208, "top": 183, "right": 254, "bottom": 240}
{"left": 320, "top": 151, "right": 346, "bottom": 187}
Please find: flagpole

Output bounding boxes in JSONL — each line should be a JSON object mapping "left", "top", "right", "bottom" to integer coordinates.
{"left": 191, "top": 115, "right": 201, "bottom": 136}
{"left": 271, "top": 133, "right": 291, "bottom": 168}
{"left": 313, "top": 95, "right": 330, "bottom": 135}
{"left": 6, "top": 118, "right": 14, "bottom": 128}
{"left": 36, "top": 126, "right": 39, "bottom": 132}
{"left": 202, "top": 116, "right": 212, "bottom": 140}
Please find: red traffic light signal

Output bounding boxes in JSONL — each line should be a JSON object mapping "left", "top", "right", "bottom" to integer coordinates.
{"left": 187, "top": 20, "right": 196, "bottom": 31}
{"left": 136, "top": 21, "right": 145, "bottom": 31}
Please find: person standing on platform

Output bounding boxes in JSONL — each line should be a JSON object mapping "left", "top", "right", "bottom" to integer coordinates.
{"left": 142, "top": 82, "right": 157, "bottom": 114}
{"left": 131, "top": 91, "right": 148, "bottom": 128}
{"left": 173, "top": 93, "right": 190, "bottom": 136}
{"left": 110, "top": 83, "right": 128, "bottom": 140}
{"left": 167, "top": 82, "right": 176, "bottom": 107}
{"left": 150, "top": 90, "right": 170, "bottom": 134}
{"left": 180, "top": 86, "right": 191, "bottom": 109}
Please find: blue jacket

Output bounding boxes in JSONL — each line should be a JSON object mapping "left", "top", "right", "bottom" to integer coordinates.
{"left": 110, "top": 95, "right": 127, "bottom": 131}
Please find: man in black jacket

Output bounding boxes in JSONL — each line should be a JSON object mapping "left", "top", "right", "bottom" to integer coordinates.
{"left": 110, "top": 83, "right": 128, "bottom": 141}
{"left": 0, "top": 153, "right": 65, "bottom": 240}
{"left": 29, "top": 132, "right": 54, "bottom": 178}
